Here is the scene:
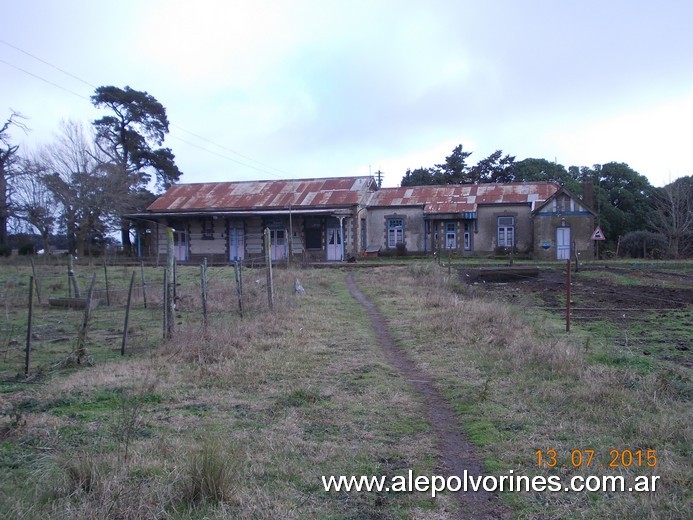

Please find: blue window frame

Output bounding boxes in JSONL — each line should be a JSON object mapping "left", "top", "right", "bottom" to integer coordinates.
{"left": 387, "top": 218, "right": 404, "bottom": 248}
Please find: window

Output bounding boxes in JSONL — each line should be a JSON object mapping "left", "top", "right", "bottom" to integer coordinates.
{"left": 387, "top": 218, "right": 404, "bottom": 248}
{"left": 201, "top": 218, "right": 214, "bottom": 239}
{"left": 497, "top": 216, "right": 515, "bottom": 247}
{"left": 445, "top": 222, "right": 456, "bottom": 249}
{"left": 464, "top": 222, "right": 471, "bottom": 250}
{"left": 553, "top": 194, "right": 571, "bottom": 213}
{"left": 304, "top": 218, "right": 322, "bottom": 249}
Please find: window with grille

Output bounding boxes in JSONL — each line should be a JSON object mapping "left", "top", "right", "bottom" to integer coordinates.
{"left": 445, "top": 222, "right": 456, "bottom": 249}
{"left": 201, "top": 218, "right": 214, "bottom": 239}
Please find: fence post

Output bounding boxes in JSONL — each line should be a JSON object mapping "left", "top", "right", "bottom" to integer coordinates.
{"left": 25, "top": 276, "right": 34, "bottom": 377}
{"left": 234, "top": 260, "right": 244, "bottom": 318}
{"left": 200, "top": 258, "right": 208, "bottom": 328}
{"left": 264, "top": 228, "right": 274, "bottom": 309}
{"left": 566, "top": 258, "right": 571, "bottom": 333}
{"left": 122, "top": 271, "right": 136, "bottom": 356}
{"left": 75, "top": 273, "right": 96, "bottom": 364}
{"left": 140, "top": 260, "right": 148, "bottom": 309}
{"left": 165, "top": 228, "right": 175, "bottom": 340}
{"left": 103, "top": 260, "right": 111, "bottom": 306}
{"left": 30, "top": 258, "right": 42, "bottom": 305}
{"left": 162, "top": 269, "right": 168, "bottom": 339}
{"left": 68, "top": 254, "right": 81, "bottom": 298}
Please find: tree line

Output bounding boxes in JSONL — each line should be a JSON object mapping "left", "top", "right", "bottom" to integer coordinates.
{"left": 1, "top": 86, "right": 181, "bottom": 257}
{"left": 400, "top": 145, "right": 691, "bottom": 258}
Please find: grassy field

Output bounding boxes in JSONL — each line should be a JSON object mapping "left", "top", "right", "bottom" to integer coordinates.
{"left": 0, "top": 259, "right": 690, "bottom": 519}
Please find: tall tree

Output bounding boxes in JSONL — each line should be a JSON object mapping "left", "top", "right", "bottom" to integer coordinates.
{"left": 433, "top": 144, "right": 473, "bottom": 184}
{"left": 40, "top": 120, "right": 115, "bottom": 256}
{"left": 512, "top": 158, "right": 575, "bottom": 188}
{"left": 580, "top": 162, "right": 654, "bottom": 245}
{"left": 401, "top": 167, "right": 435, "bottom": 186}
{"left": 468, "top": 150, "right": 516, "bottom": 183}
{"left": 648, "top": 175, "right": 692, "bottom": 258}
{"left": 0, "top": 112, "right": 28, "bottom": 246}
{"left": 12, "top": 157, "right": 58, "bottom": 253}
{"left": 91, "top": 86, "right": 182, "bottom": 254}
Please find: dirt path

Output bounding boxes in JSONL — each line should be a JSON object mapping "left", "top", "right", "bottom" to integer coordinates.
{"left": 346, "top": 272, "right": 510, "bottom": 519}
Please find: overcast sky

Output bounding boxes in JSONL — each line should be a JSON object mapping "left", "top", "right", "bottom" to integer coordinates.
{"left": 2, "top": 0, "right": 691, "bottom": 188}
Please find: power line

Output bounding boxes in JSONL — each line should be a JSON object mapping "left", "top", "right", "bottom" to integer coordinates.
{"left": 168, "top": 134, "right": 285, "bottom": 178}
{"left": 0, "top": 58, "right": 89, "bottom": 101}
{"left": 0, "top": 38, "right": 97, "bottom": 89}
{"left": 170, "top": 123, "right": 291, "bottom": 177}
{"left": 0, "top": 39, "right": 292, "bottom": 178}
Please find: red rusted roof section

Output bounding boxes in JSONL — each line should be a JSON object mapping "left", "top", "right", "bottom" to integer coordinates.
{"left": 369, "top": 182, "right": 560, "bottom": 214}
{"left": 147, "top": 176, "right": 374, "bottom": 212}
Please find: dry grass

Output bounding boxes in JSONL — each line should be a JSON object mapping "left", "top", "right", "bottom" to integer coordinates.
{"left": 3, "top": 262, "right": 687, "bottom": 518}
{"left": 356, "top": 263, "right": 691, "bottom": 519}
{"left": 1, "top": 266, "right": 445, "bottom": 518}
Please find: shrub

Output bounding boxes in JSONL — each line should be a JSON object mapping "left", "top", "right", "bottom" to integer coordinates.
{"left": 18, "top": 243, "right": 35, "bottom": 256}
{"left": 0, "top": 244, "right": 11, "bottom": 257}
{"left": 618, "top": 231, "right": 668, "bottom": 259}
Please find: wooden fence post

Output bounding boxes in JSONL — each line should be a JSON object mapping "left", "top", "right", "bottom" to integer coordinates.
{"left": 140, "top": 260, "right": 148, "bottom": 309}
{"left": 234, "top": 260, "right": 243, "bottom": 318}
{"left": 122, "top": 271, "right": 136, "bottom": 356}
{"left": 30, "top": 258, "right": 42, "bottom": 305}
{"left": 103, "top": 260, "right": 111, "bottom": 306}
{"left": 264, "top": 228, "right": 274, "bottom": 309}
{"left": 25, "top": 276, "right": 34, "bottom": 377}
{"left": 68, "top": 254, "right": 81, "bottom": 298}
{"left": 566, "top": 259, "right": 571, "bottom": 333}
{"left": 75, "top": 273, "right": 96, "bottom": 364}
{"left": 200, "top": 258, "right": 208, "bottom": 328}
{"left": 162, "top": 269, "right": 168, "bottom": 340}
{"left": 165, "top": 228, "right": 175, "bottom": 340}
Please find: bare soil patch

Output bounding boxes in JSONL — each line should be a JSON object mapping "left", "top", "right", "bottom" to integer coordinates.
{"left": 346, "top": 272, "right": 510, "bottom": 519}
{"left": 463, "top": 265, "right": 692, "bottom": 313}
{"left": 462, "top": 264, "right": 693, "bottom": 368}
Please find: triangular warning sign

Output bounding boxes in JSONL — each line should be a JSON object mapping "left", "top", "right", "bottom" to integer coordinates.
{"left": 591, "top": 226, "right": 606, "bottom": 241}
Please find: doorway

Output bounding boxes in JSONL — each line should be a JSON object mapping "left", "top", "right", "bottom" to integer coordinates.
{"left": 326, "top": 225, "right": 342, "bottom": 261}
{"left": 556, "top": 227, "right": 571, "bottom": 260}
{"left": 173, "top": 230, "right": 187, "bottom": 261}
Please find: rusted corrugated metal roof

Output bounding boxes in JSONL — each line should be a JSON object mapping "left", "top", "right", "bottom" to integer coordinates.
{"left": 369, "top": 182, "right": 559, "bottom": 214}
{"left": 147, "top": 176, "right": 374, "bottom": 212}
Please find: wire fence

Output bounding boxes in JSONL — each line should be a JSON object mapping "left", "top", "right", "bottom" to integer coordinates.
{"left": 0, "top": 256, "right": 279, "bottom": 381}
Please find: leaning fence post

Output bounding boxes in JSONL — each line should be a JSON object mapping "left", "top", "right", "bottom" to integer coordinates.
{"left": 122, "top": 271, "right": 136, "bottom": 356}
{"left": 25, "top": 276, "right": 34, "bottom": 377}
